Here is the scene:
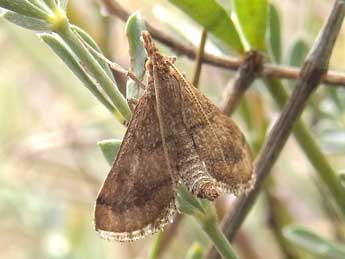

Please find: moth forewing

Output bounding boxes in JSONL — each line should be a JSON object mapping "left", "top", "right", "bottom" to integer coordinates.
{"left": 142, "top": 30, "right": 254, "bottom": 199}
{"left": 151, "top": 56, "right": 220, "bottom": 200}
{"left": 175, "top": 64, "right": 255, "bottom": 195}
{"left": 94, "top": 31, "right": 254, "bottom": 243}
{"left": 94, "top": 91, "right": 177, "bottom": 242}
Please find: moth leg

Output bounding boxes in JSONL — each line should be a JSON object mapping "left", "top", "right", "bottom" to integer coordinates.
{"left": 128, "top": 73, "right": 147, "bottom": 91}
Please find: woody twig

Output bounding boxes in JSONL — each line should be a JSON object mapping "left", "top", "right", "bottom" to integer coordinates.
{"left": 206, "top": 1, "right": 345, "bottom": 258}
{"left": 99, "top": 0, "right": 345, "bottom": 87}
{"left": 220, "top": 51, "right": 263, "bottom": 115}
{"left": 192, "top": 29, "right": 208, "bottom": 88}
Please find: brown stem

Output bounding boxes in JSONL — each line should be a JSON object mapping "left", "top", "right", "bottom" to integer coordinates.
{"left": 192, "top": 29, "right": 208, "bottom": 88}
{"left": 264, "top": 177, "right": 300, "bottom": 259}
{"left": 314, "top": 179, "right": 345, "bottom": 242}
{"left": 99, "top": 0, "right": 345, "bottom": 87}
{"left": 206, "top": 2, "right": 345, "bottom": 259}
{"left": 221, "top": 51, "right": 263, "bottom": 115}
{"left": 155, "top": 214, "right": 183, "bottom": 258}
{"left": 205, "top": 53, "right": 264, "bottom": 259}
{"left": 233, "top": 231, "right": 262, "bottom": 259}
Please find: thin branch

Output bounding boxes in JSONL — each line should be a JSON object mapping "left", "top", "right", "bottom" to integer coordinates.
{"left": 193, "top": 29, "right": 208, "bottom": 87}
{"left": 99, "top": 2, "right": 345, "bottom": 259}
{"left": 206, "top": 2, "right": 345, "bottom": 259}
{"left": 99, "top": 0, "right": 345, "bottom": 87}
{"left": 149, "top": 231, "right": 164, "bottom": 259}
{"left": 206, "top": 49, "right": 264, "bottom": 259}
{"left": 233, "top": 231, "right": 262, "bottom": 259}
{"left": 221, "top": 51, "right": 263, "bottom": 115}
{"left": 155, "top": 214, "right": 183, "bottom": 257}
{"left": 264, "top": 178, "right": 300, "bottom": 259}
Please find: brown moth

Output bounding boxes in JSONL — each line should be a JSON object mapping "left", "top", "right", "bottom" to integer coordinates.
{"left": 94, "top": 31, "right": 254, "bottom": 242}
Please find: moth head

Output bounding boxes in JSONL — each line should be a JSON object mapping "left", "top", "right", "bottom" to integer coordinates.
{"left": 141, "top": 31, "right": 158, "bottom": 58}
{"left": 141, "top": 32, "right": 170, "bottom": 73}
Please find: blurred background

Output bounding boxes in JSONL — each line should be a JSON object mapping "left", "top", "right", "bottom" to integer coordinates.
{"left": 0, "top": 0, "right": 344, "bottom": 258}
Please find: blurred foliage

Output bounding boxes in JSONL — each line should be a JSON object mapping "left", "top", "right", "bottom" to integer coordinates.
{"left": 0, "top": 0, "right": 345, "bottom": 259}
{"left": 283, "top": 225, "right": 345, "bottom": 258}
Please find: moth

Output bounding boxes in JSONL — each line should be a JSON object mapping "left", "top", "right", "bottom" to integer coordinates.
{"left": 94, "top": 31, "right": 254, "bottom": 241}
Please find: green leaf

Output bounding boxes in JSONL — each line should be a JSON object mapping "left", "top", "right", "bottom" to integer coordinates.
{"left": 125, "top": 11, "right": 147, "bottom": 99}
{"left": 176, "top": 185, "right": 205, "bottom": 216}
{"left": 340, "top": 174, "right": 345, "bottom": 189}
{"left": 283, "top": 225, "right": 345, "bottom": 258}
{"left": 185, "top": 243, "right": 203, "bottom": 259}
{"left": 56, "top": 26, "right": 132, "bottom": 121}
{"left": 2, "top": 11, "right": 52, "bottom": 31}
{"left": 58, "top": 0, "right": 68, "bottom": 10}
{"left": 231, "top": 0, "right": 268, "bottom": 51}
{"left": 169, "top": 0, "right": 243, "bottom": 53}
{"left": 267, "top": 4, "right": 281, "bottom": 63}
{"left": 288, "top": 39, "right": 309, "bottom": 66}
{"left": 97, "top": 139, "right": 122, "bottom": 165}
{"left": 40, "top": 33, "right": 123, "bottom": 121}
{"left": 0, "top": 0, "right": 49, "bottom": 20}
{"left": 42, "top": 0, "right": 57, "bottom": 10}
{"left": 27, "top": 0, "right": 50, "bottom": 11}
{"left": 71, "top": 25, "right": 116, "bottom": 83}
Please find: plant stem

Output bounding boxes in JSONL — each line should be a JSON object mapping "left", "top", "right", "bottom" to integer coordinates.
{"left": 149, "top": 232, "right": 164, "bottom": 259}
{"left": 206, "top": 2, "right": 345, "bottom": 258}
{"left": 176, "top": 186, "right": 240, "bottom": 259}
{"left": 266, "top": 78, "right": 345, "bottom": 215}
{"left": 101, "top": 0, "right": 345, "bottom": 87}
{"left": 199, "top": 219, "right": 239, "bottom": 259}
{"left": 42, "top": 0, "right": 58, "bottom": 10}
{"left": 264, "top": 177, "right": 300, "bottom": 259}
{"left": 185, "top": 243, "right": 204, "bottom": 259}
{"left": 192, "top": 29, "right": 207, "bottom": 87}
{"left": 56, "top": 22, "right": 132, "bottom": 120}
{"left": 221, "top": 51, "right": 263, "bottom": 115}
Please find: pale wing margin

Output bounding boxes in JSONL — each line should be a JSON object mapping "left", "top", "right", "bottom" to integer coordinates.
{"left": 94, "top": 93, "right": 177, "bottom": 242}
{"left": 170, "top": 64, "right": 255, "bottom": 196}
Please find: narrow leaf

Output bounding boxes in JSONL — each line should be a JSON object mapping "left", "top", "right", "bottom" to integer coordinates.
{"left": 27, "top": 0, "right": 50, "bottom": 11}
{"left": 97, "top": 139, "right": 122, "bottom": 165}
{"left": 42, "top": 0, "right": 57, "bottom": 10}
{"left": 288, "top": 39, "right": 309, "bottom": 66}
{"left": 57, "top": 25, "right": 132, "bottom": 120}
{"left": 125, "top": 11, "right": 147, "bottom": 99}
{"left": 267, "top": 4, "right": 281, "bottom": 63}
{"left": 58, "top": 0, "right": 68, "bottom": 10}
{"left": 283, "top": 225, "right": 345, "bottom": 258}
{"left": 231, "top": 0, "right": 268, "bottom": 51}
{"left": 340, "top": 174, "right": 345, "bottom": 188}
{"left": 40, "top": 33, "right": 124, "bottom": 122}
{"left": 176, "top": 185, "right": 205, "bottom": 215}
{"left": 185, "top": 243, "right": 203, "bottom": 259}
{"left": 3, "top": 11, "right": 51, "bottom": 31}
{"left": 71, "top": 25, "right": 116, "bottom": 83}
{"left": 169, "top": 0, "right": 244, "bottom": 53}
{"left": 0, "top": 0, "right": 49, "bottom": 20}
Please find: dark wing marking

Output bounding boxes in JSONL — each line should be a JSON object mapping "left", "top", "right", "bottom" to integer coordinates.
{"left": 94, "top": 92, "right": 176, "bottom": 241}
{"left": 153, "top": 63, "right": 219, "bottom": 200}
{"left": 172, "top": 65, "right": 254, "bottom": 196}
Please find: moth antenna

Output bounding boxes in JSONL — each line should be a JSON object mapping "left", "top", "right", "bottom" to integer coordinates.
{"left": 75, "top": 31, "right": 147, "bottom": 90}
{"left": 141, "top": 31, "right": 158, "bottom": 57}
